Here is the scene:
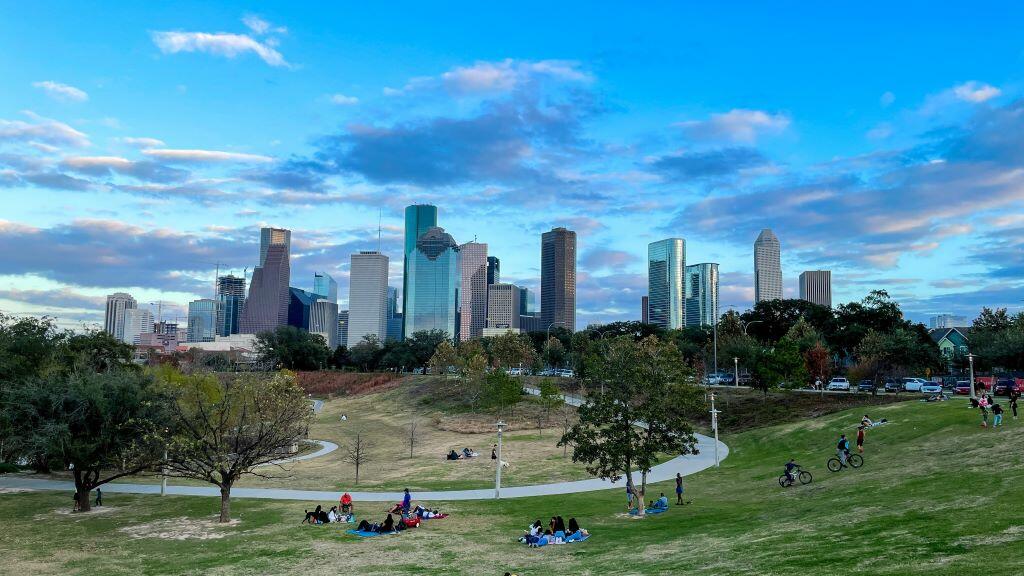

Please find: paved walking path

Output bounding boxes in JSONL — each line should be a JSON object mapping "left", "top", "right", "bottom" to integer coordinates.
{"left": 0, "top": 386, "right": 728, "bottom": 502}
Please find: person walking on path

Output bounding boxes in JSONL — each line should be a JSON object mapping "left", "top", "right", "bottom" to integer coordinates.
{"left": 94, "top": 487, "right": 102, "bottom": 507}
{"left": 992, "top": 403, "right": 1004, "bottom": 427}
{"left": 675, "top": 473, "right": 684, "bottom": 505}
{"left": 401, "top": 488, "right": 411, "bottom": 517}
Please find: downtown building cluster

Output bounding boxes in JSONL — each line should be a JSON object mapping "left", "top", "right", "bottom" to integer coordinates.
{"left": 102, "top": 204, "right": 577, "bottom": 355}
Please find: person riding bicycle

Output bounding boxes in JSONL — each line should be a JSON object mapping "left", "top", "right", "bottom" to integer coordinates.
{"left": 784, "top": 459, "right": 800, "bottom": 484}
{"left": 836, "top": 434, "right": 851, "bottom": 467}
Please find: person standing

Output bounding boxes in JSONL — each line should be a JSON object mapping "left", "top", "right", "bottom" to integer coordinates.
{"left": 626, "top": 480, "right": 634, "bottom": 512}
{"left": 1009, "top": 392, "right": 1019, "bottom": 420}
{"left": 94, "top": 487, "right": 102, "bottom": 507}
{"left": 491, "top": 444, "right": 498, "bottom": 460}
{"left": 675, "top": 473, "right": 684, "bottom": 505}
{"left": 992, "top": 403, "right": 1004, "bottom": 427}
{"left": 401, "top": 488, "right": 411, "bottom": 517}
{"left": 856, "top": 425, "right": 866, "bottom": 454}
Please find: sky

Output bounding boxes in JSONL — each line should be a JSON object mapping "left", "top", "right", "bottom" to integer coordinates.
{"left": 1, "top": 2, "right": 1023, "bottom": 330}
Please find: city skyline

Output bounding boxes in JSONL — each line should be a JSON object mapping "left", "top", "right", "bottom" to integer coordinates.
{"left": 3, "top": 4, "right": 1024, "bottom": 329}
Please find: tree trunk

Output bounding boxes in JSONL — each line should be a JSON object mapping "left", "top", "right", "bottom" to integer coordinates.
{"left": 73, "top": 469, "right": 91, "bottom": 512}
{"left": 355, "top": 461, "right": 360, "bottom": 484}
{"left": 219, "top": 484, "right": 232, "bottom": 523}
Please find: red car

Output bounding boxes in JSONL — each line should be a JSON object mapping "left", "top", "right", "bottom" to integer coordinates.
{"left": 954, "top": 381, "right": 972, "bottom": 395}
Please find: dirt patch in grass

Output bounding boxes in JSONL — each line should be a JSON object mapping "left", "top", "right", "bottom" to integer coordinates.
{"left": 120, "top": 516, "right": 241, "bottom": 540}
{"left": 0, "top": 487, "right": 35, "bottom": 494}
{"left": 37, "top": 505, "right": 122, "bottom": 519}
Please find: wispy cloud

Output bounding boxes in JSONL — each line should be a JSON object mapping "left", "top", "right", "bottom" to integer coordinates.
{"left": 329, "top": 93, "right": 359, "bottom": 106}
{"left": 151, "top": 29, "right": 288, "bottom": 67}
{"left": 32, "top": 81, "right": 89, "bottom": 102}
{"left": 242, "top": 15, "right": 287, "bottom": 36}
{"left": 952, "top": 81, "right": 1001, "bottom": 103}
{"left": 142, "top": 148, "right": 274, "bottom": 163}
{"left": 677, "top": 109, "right": 790, "bottom": 143}
{"left": 385, "top": 59, "right": 591, "bottom": 96}
{"left": 0, "top": 111, "right": 90, "bottom": 148}
{"left": 119, "top": 136, "right": 165, "bottom": 148}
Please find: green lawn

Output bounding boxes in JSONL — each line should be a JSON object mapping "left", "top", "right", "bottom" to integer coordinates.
{"left": 1, "top": 398, "right": 1021, "bottom": 575}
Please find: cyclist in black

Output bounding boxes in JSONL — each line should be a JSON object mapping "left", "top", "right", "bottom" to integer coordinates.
{"left": 836, "top": 434, "right": 850, "bottom": 467}
{"left": 784, "top": 459, "right": 800, "bottom": 484}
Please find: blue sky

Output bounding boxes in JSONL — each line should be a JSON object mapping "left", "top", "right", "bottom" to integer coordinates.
{"left": 1, "top": 2, "right": 1023, "bottom": 329}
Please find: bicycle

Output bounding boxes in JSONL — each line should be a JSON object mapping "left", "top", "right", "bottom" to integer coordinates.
{"left": 778, "top": 466, "right": 813, "bottom": 487}
{"left": 827, "top": 452, "right": 863, "bottom": 472}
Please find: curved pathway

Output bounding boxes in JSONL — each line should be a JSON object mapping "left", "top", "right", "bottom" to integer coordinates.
{"left": 0, "top": 386, "right": 728, "bottom": 502}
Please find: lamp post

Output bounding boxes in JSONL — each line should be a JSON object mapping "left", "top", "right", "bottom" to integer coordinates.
{"left": 733, "top": 357, "right": 740, "bottom": 387}
{"left": 494, "top": 420, "right": 506, "bottom": 499}
{"left": 709, "top": 392, "right": 721, "bottom": 467}
{"left": 713, "top": 310, "right": 719, "bottom": 377}
{"left": 967, "top": 353, "right": 977, "bottom": 400}
{"left": 161, "top": 448, "right": 168, "bottom": 496}
{"left": 742, "top": 320, "right": 763, "bottom": 336}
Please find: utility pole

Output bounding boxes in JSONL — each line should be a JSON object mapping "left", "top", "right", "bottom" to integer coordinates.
{"left": 709, "top": 392, "right": 720, "bottom": 467}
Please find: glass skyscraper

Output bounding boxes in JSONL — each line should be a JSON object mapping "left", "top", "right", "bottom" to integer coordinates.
{"left": 313, "top": 272, "right": 338, "bottom": 303}
{"left": 402, "top": 204, "right": 438, "bottom": 333}
{"left": 187, "top": 299, "right": 218, "bottom": 342}
{"left": 540, "top": 227, "right": 576, "bottom": 333}
{"left": 754, "top": 228, "right": 783, "bottom": 303}
{"left": 287, "top": 287, "right": 321, "bottom": 331}
{"left": 405, "top": 226, "right": 461, "bottom": 340}
{"left": 685, "top": 263, "right": 719, "bottom": 328}
{"left": 216, "top": 274, "right": 245, "bottom": 337}
{"left": 648, "top": 238, "right": 686, "bottom": 330}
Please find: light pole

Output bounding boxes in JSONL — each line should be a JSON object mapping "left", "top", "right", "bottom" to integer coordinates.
{"left": 733, "top": 357, "right": 739, "bottom": 387}
{"left": 713, "top": 310, "right": 719, "bottom": 377}
{"left": 161, "top": 448, "right": 168, "bottom": 496}
{"left": 967, "top": 353, "right": 977, "bottom": 400}
{"left": 494, "top": 420, "right": 506, "bottom": 499}
{"left": 742, "top": 320, "right": 763, "bottom": 336}
{"left": 709, "top": 392, "right": 720, "bottom": 467}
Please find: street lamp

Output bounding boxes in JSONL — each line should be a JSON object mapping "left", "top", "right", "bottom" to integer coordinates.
{"left": 742, "top": 320, "right": 763, "bottom": 336}
{"left": 494, "top": 421, "right": 506, "bottom": 499}
{"left": 967, "top": 353, "right": 977, "bottom": 400}
{"left": 733, "top": 357, "right": 739, "bottom": 387}
{"left": 709, "top": 392, "right": 721, "bottom": 467}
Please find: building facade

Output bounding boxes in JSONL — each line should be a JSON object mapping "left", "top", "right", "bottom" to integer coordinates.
{"left": 519, "top": 286, "right": 536, "bottom": 316}
{"left": 187, "top": 299, "right": 218, "bottom": 343}
{"left": 121, "top": 308, "right": 154, "bottom": 345}
{"left": 459, "top": 241, "right": 489, "bottom": 341}
{"left": 685, "top": 262, "right": 719, "bottom": 328}
{"left": 259, "top": 227, "right": 291, "bottom": 267}
{"left": 287, "top": 287, "right": 320, "bottom": 331}
{"left": 930, "top": 314, "right": 969, "bottom": 329}
{"left": 240, "top": 236, "right": 290, "bottom": 334}
{"left": 310, "top": 299, "right": 339, "bottom": 349}
{"left": 641, "top": 295, "right": 649, "bottom": 324}
{"left": 405, "top": 226, "right": 461, "bottom": 340}
{"left": 487, "top": 283, "right": 521, "bottom": 329}
{"left": 347, "top": 251, "right": 389, "bottom": 347}
{"left": 313, "top": 272, "right": 338, "bottom": 303}
{"left": 216, "top": 274, "right": 246, "bottom": 337}
{"left": 402, "top": 204, "right": 438, "bottom": 332}
{"left": 104, "top": 292, "right": 137, "bottom": 341}
{"left": 754, "top": 228, "right": 783, "bottom": 303}
{"left": 648, "top": 238, "right": 686, "bottom": 330}
{"left": 540, "top": 227, "right": 577, "bottom": 333}
{"left": 338, "top": 310, "right": 349, "bottom": 348}
{"left": 487, "top": 256, "right": 500, "bottom": 285}
{"left": 386, "top": 286, "right": 403, "bottom": 342}
{"left": 798, "top": 270, "right": 832, "bottom": 308}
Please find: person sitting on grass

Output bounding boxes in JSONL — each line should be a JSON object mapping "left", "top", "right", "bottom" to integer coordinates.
{"left": 447, "top": 449, "right": 460, "bottom": 460}
{"left": 317, "top": 507, "right": 330, "bottom": 525}
{"left": 567, "top": 517, "right": 580, "bottom": 534}
{"left": 378, "top": 513, "right": 395, "bottom": 533}
{"left": 650, "top": 493, "right": 669, "bottom": 509}
{"left": 327, "top": 506, "right": 339, "bottom": 523}
{"left": 356, "top": 519, "right": 376, "bottom": 532}
{"left": 462, "top": 447, "right": 477, "bottom": 458}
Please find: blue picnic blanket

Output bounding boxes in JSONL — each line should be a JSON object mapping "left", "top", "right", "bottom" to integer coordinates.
{"left": 346, "top": 529, "right": 398, "bottom": 537}
{"left": 629, "top": 506, "right": 668, "bottom": 515}
{"left": 527, "top": 532, "right": 590, "bottom": 546}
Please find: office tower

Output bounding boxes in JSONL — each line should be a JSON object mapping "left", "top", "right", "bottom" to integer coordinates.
{"left": 648, "top": 238, "right": 686, "bottom": 330}
{"left": 338, "top": 310, "right": 349, "bottom": 348}
{"left": 402, "top": 204, "right": 438, "bottom": 332}
{"left": 216, "top": 274, "right": 246, "bottom": 337}
{"left": 240, "top": 235, "right": 290, "bottom": 334}
{"left": 347, "top": 251, "right": 389, "bottom": 347}
{"left": 487, "top": 283, "right": 521, "bottom": 329}
{"left": 313, "top": 272, "right": 338, "bottom": 303}
{"left": 540, "top": 227, "right": 577, "bottom": 333}
{"left": 459, "top": 241, "right": 488, "bottom": 341}
{"left": 103, "top": 292, "right": 137, "bottom": 341}
{"left": 187, "top": 299, "right": 218, "bottom": 342}
{"left": 259, "top": 227, "right": 292, "bottom": 267}
{"left": 405, "top": 226, "right": 461, "bottom": 340}
{"left": 754, "top": 229, "right": 783, "bottom": 303}
{"left": 310, "top": 299, "right": 339, "bottom": 349}
{"left": 487, "top": 256, "right": 501, "bottom": 285}
{"left": 288, "top": 287, "right": 321, "bottom": 331}
{"left": 685, "top": 263, "right": 720, "bottom": 327}
{"left": 122, "top": 308, "right": 154, "bottom": 345}
{"left": 520, "top": 314, "right": 542, "bottom": 333}
{"left": 642, "top": 296, "right": 649, "bottom": 324}
{"left": 518, "top": 286, "right": 537, "bottom": 316}
{"left": 386, "top": 287, "right": 404, "bottom": 342}
{"left": 930, "top": 314, "right": 968, "bottom": 329}
{"left": 798, "top": 270, "right": 832, "bottom": 308}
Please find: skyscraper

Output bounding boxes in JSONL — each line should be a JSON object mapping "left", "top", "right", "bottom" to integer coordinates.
{"left": 260, "top": 227, "right": 291, "bottom": 267}
{"left": 216, "top": 274, "right": 246, "bottom": 337}
{"left": 405, "top": 226, "right": 461, "bottom": 340}
{"left": 518, "top": 286, "right": 537, "bottom": 316}
{"left": 187, "top": 299, "right": 218, "bottom": 342}
{"left": 288, "top": 287, "right": 320, "bottom": 331}
{"left": 459, "top": 241, "right": 488, "bottom": 341}
{"left": 240, "top": 236, "right": 290, "bottom": 334}
{"left": 487, "top": 256, "right": 501, "bottom": 285}
{"left": 402, "top": 204, "right": 438, "bottom": 333}
{"left": 798, "top": 270, "right": 832, "bottom": 308}
{"left": 754, "top": 229, "right": 783, "bottom": 303}
{"left": 347, "top": 251, "right": 389, "bottom": 347}
{"left": 310, "top": 299, "right": 339, "bottom": 349}
{"left": 930, "top": 314, "right": 968, "bottom": 329}
{"left": 487, "top": 283, "right": 521, "bottom": 329}
{"left": 122, "top": 308, "right": 154, "bottom": 345}
{"left": 685, "top": 263, "right": 719, "bottom": 327}
{"left": 313, "top": 272, "right": 338, "bottom": 303}
{"left": 648, "top": 238, "right": 686, "bottom": 330}
{"left": 386, "top": 286, "right": 403, "bottom": 342}
{"left": 641, "top": 296, "right": 649, "bottom": 324}
{"left": 540, "top": 227, "right": 576, "bottom": 333}
{"left": 104, "top": 292, "right": 137, "bottom": 341}
{"left": 338, "top": 310, "right": 349, "bottom": 348}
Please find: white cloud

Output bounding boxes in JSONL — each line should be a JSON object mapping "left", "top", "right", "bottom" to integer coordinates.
{"left": 32, "top": 81, "right": 89, "bottom": 102}
{"left": 389, "top": 59, "right": 591, "bottom": 96}
{"left": 0, "top": 111, "right": 90, "bottom": 148}
{"left": 120, "top": 137, "right": 166, "bottom": 148}
{"left": 62, "top": 156, "right": 133, "bottom": 170}
{"left": 677, "top": 109, "right": 791, "bottom": 143}
{"left": 242, "top": 15, "right": 286, "bottom": 36}
{"left": 329, "top": 93, "right": 359, "bottom": 106}
{"left": 151, "top": 31, "right": 288, "bottom": 67}
{"left": 952, "top": 81, "right": 1001, "bottom": 103}
{"left": 880, "top": 91, "right": 895, "bottom": 107}
{"left": 866, "top": 123, "right": 893, "bottom": 140}
{"left": 142, "top": 148, "right": 273, "bottom": 163}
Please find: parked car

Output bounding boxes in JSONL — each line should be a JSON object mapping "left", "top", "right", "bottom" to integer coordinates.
{"left": 506, "top": 367, "right": 523, "bottom": 376}
{"left": 953, "top": 381, "right": 973, "bottom": 395}
{"left": 557, "top": 369, "right": 576, "bottom": 378}
{"left": 920, "top": 381, "right": 943, "bottom": 394}
{"left": 704, "top": 372, "right": 733, "bottom": 385}
{"left": 902, "top": 377, "right": 929, "bottom": 392}
{"left": 884, "top": 379, "right": 901, "bottom": 393}
{"left": 857, "top": 380, "right": 877, "bottom": 392}
{"left": 827, "top": 377, "right": 850, "bottom": 391}
{"left": 993, "top": 378, "right": 1015, "bottom": 396}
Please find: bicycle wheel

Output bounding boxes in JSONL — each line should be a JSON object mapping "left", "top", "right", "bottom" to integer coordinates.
{"left": 848, "top": 454, "right": 863, "bottom": 468}
{"left": 779, "top": 475, "right": 788, "bottom": 487}
{"left": 798, "top": 470, "right": 813, "bottom": 485}
{"left": 827, "top": 458, "right": 842, "bottom": 472}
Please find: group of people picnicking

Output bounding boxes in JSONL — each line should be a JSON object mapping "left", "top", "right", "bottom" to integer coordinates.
{"left": 518, "top": 515, "right": 589, "bottom": 547}
{"left": 301, "top": 489, "right": 448, "bottom": 535}
{"left": 446, "top": 444, "right": 500, "bottom": 460}
{"left": 302, "top": 492, "right": 356, "bottom": 525}
{"left": 973, "top": 390, "right": 1019, "bottom": 427}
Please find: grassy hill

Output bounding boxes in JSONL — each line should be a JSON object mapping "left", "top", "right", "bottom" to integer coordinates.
{"left": 1, "top": 397, "right": 1020, "bottom": 575}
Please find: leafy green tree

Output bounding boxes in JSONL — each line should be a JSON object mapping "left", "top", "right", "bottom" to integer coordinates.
{"left": 428, "top": 339, "right": 458, "bottom": 375}
{"left": 856, "top": 327, "right": 942, "bottom": 382}
{"left": 59, "top": 330, "right": 135, "bottom": 374}
{"left": 543, "top": 336, "right": 566, "bottom": 368}
{"left": 482, "top": 370, "right": 522, "bottom": 417}
{"left": 254, "top": 326, "right": 331, "bottom": 370}
{"left": 783, "top": 317, "right": 824, "bottom": 353}
{"left": 741, "top": 299, "right": 835, "bottom": 344}
{"left": 0, "top": 314, "right": 64, "bottom": 383}
{"left": 970, "top": 309, "right": 1024, "bottom": 371}
{"left": 753, "top": 339, "right": 808, "bottom": 396}
{"left": 406, "top": 330, "right": 449, "bottom": 369}
{"left": 330, "top": 345, "right": 350, "bottom": 369}
{"left": 559, "top": 336, "right": 701, "bottom": 517}
{"left": 348, "top": 334, "right": 383, "bottom": 371}
{"left": 488, "top": 331, "right": 535, "bottom": 370}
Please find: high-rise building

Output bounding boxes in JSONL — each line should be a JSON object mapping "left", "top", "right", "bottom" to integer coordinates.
{"left": 798, "top": 270, "right": 832, "bottom": 308}
{"left": 487, "top": 256, "right": 501, "bottom": 285}
{"left": 386, "top": 286, "right": 403, "bottom": 342}
{"left": 930, "top": 314, "right": 969, "bottom": 329}
{"left": 641, "top": 296, "right": 649, "bottom": 324}
{"left": 288, "top": 287, "right": 321, "bottom": 331}
{"left": 347, "top": 251, "right": 389, "bottom": 347}
{"left": 259, "top": 227, "right": 291, "bottom": 267}
{"left": 487, "top": 283, "right": 521, "bottom": 329}
{"left": 104, "top": 292, "right": 137, "bottom": 341}
{"left": 518, "top": 287, "right": 537, "bottom": 316}
{"left": 313, "top": 272, "right": 338, "bottom": 303}
{"left": 540, "top": 227, "right": 577, "bottom": 333}
{"left": 459, "top": 241, "right": 488, "bottom": 341}
{"left": 216, "top": 274, "right": 246, "bottom": 337}
{"left": 338, "top": 310, "right": 349, "bottom": 348}
{"left": 648, "top": 238, "right": 686, "bottom": 330}
{"left": 685, "top": 263, "right": 719, "bottom": 327}
{"left": 240, "top": 234, "right": 290, "bottom": 334}
{"left": 754, "top": 229, "right": 783, "bottom": 303}
{"left": 122, "top": 308, "right": 154, "bottom": 345}
{"left": 405, "top": 226, "right": 461, "bottom": 340}
{"left": 402, "top": 204, "right": 438, "bottom": 334}
{"left": 187, "top": 299, "right": 218, "bottom": 342}
{"left": 310, "top": 299, "right": 339, "bottom": 349}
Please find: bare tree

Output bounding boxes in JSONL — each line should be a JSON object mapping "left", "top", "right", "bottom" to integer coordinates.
{"left": 342, "top": 431, "right": 373, "bottom": 484}
{"left": 162, "top": 371, "right": 313, "bottom": 522}
{"left": 408, "top": 420, "right": 420, "bottom": 458}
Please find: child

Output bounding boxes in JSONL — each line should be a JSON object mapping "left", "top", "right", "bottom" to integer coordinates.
{"left": 856, "top": 425, "right": 866, "bottom": 454}
{"left": 992, "top": 403, "right": 1003, "bottom": 427}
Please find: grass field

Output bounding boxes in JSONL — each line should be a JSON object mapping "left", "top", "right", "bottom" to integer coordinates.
{"left": 2, "top": 395, "right": 1021, "bottom": 575}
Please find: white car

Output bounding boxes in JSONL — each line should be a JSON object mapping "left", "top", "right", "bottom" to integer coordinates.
{"left": 557, "top": 369, "right": 576, "bottom": 378}
{"left": 920, "top": 381, "right": 943, "bottom": 394}
{"left": 827, "top": 377, "right": 850, "bottom": 391}
{"left": 902, "top": 378, "right": 928, "bottom": 392}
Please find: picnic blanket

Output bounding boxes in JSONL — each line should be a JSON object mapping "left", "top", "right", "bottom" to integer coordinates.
{"left": 419, "top": 513, "right": 449, "bottom": 520}
{"left": 346, "top": 529, "right": 398, "bottom": 538}
{"left": 629, "top": 506, "right": 668, "bottom": 515}
{"left": 528, "top": 531, "right": 590, "bottom": 547}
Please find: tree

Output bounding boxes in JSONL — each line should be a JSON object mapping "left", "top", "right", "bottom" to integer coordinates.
{"left": 970, "top": 309, "right": 1024, "bottom": 371}
{"left": 254, "top": 326, "right": 331, "bottom": 370}
{"left": 348, "top": 334, "right": 383, "bottom": 371}
{"left": 783, "top": 317, "right": 824, "bottom": 353}
{"left": 559, "top": 336, "right": 702, "bottom": 517}
{"left": 59, "top": 330, "right": 135, "bottom": 374}
{"left": 341, "top": 431, "right": 373, "bottom": 484}
{"left": 0, "top": 314, "right": 64, "bottom": 383}
{"left": 741, "top": 299, "right": 834, "bottom": 344}
{"left": 488, "top": 331, "right": 535, "bottom": 370}
{"left": 407, "top": 420, "right": 423, "bottom": 458}
{"left": 753, "top": 340, "right": 808, "bottom": 397}
{"left": 161, "top": 370, "right": 313, "bottom": 522}
{"left": 537, "top": 379, "right": 562, "bottom": 436}
{"left": 856, "top": 328, "right": 942, "bottom": 383}
{"left": 429, "top": 339, "right": 458, "bottom": 376}
{"left": 483, "top": 370, "right": 522, "bottom": 417}
{"left": 543, "top": 336, "right": 566, "bottom": 368}
{"left": 407, "top": 330, "right": 450, "bottom": 369}
{"left": 330, "top": 345, "right": 350, "bottom": 369}
{"left": 804, "top": 342, "right": 832, "bottom": 387}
